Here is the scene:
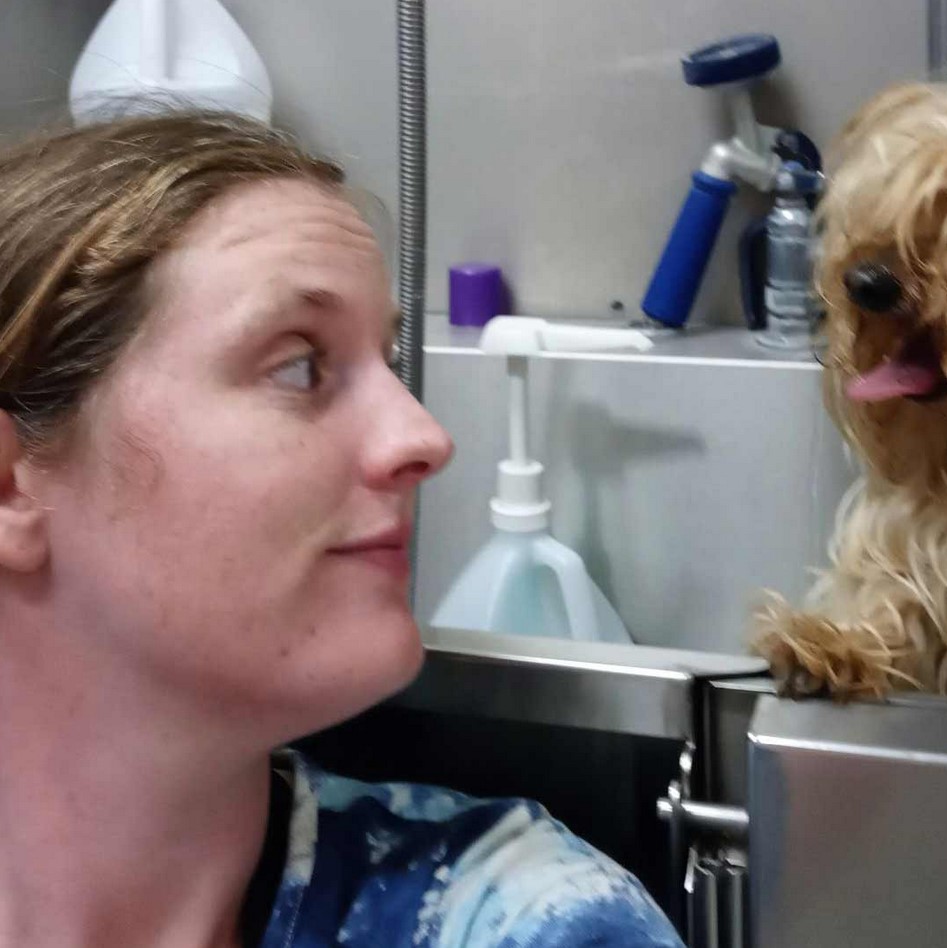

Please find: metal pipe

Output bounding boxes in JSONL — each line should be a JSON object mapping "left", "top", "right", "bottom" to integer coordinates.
{"left": 396, "top": 0, "right": 427, "bottom": 401}
{"left": 725, "top": 86, "right": 761, "bottom": 156}
{"left": 396, "top": 0, "right": 426, "bottom": 604}
{"left": 665, "top": 779, "right": 687, "bottom": 935}
{"left": 508, "top": 357, "right": 529, "bottom": 464}
{"left": 657, "top": 797, "right": 750, "bottom": 840}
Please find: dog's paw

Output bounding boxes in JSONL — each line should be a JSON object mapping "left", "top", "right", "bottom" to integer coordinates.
{"left": 751, "top": 597, "right": 894, "bottom": 701}
{"left": 780, "top": 657, "right": 834, "bottom": 701}
{"left": 755, "top": 624, "right": 834, "bottom": 700}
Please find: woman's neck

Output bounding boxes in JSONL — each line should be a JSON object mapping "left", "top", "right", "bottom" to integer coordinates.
{"left": 0, "top": 602, "right": 273, "bottom": 948}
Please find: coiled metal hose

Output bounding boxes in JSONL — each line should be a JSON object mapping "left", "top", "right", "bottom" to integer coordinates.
{"left": 396, "top": 0, "right": 426, "bottom": 605}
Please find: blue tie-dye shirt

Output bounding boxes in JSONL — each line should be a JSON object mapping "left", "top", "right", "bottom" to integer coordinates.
{"left": 258, "top": 751, "right": 683, "bottom": 947}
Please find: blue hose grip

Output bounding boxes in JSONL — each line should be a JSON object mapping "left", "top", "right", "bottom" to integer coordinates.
{"left": 641, "top": 171, "right": 737, "bottom": 328}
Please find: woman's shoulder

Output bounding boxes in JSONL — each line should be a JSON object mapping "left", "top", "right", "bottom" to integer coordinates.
{"left": 268, "top": 751, "right": 683, "bottom": 948}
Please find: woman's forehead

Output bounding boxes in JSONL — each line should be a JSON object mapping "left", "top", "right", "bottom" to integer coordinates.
{"left": 124, "top": 178, "right": 392, "bottom": 363}
{"left": 188, "top": 177, "right": 381, "bottom": 258}
{"left": 152, "top": 178, "right": 389, "bottom": 311}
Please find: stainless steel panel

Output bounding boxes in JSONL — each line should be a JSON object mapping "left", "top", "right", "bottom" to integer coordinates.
{"left": 748, "top": 694, "right": 947, "bottom": 948}
{"left": 702, "top": 677, "right": 774, "bottom": 805}
{"left": 397, "top": 626, "right": 767, "bottom": 740}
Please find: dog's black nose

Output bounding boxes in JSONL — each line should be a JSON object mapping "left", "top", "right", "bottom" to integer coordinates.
{"left": 843, "top": 262, "right": 904, "bottom": 313}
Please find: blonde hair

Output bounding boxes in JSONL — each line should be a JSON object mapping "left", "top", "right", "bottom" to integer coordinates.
{"left": 0, "top": 112, "right": 343, "bottom": 452}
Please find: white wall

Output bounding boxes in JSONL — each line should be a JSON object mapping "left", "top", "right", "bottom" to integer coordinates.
{"left": 0, "top": 0, "right": 111, "bottom": 132}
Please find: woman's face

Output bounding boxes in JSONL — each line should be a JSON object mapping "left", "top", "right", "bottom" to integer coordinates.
{"left": 32, "top": 177, "right": 453, "bottom": 742}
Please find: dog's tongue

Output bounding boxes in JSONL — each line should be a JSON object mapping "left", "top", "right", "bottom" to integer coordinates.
{"left": 846, "top": 360, "right": 942, "bottom": 401}
{"left": 846, "top": 337, "right": 944, "bottom": 402}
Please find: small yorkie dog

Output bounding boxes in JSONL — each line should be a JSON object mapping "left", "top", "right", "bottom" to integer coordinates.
{"left": 754, "top": 83, "right": 947, "bottom": 699}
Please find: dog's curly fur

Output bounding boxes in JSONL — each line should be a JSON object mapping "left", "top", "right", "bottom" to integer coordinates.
{"left": 753, "top": 83, "right": 947, "bottom": 699}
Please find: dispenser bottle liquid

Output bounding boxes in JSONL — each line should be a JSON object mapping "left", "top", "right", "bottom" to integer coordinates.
{"left": 433, "top": 528, "right": 632, "bottom": 643}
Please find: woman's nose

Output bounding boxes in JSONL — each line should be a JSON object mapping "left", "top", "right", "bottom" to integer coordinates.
{"left": 361, "top": 375, "right": 454, "bottom": 490}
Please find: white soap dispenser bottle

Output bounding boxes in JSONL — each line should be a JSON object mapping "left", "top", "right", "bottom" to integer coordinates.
{"left": 430, "top": 317, "right": 652, "bottom": 644}
{"left": 70, "top": 0, "right": 273, "bottom": 125}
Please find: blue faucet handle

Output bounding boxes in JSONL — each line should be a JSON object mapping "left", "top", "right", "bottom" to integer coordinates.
{"left": 682, "top": 34, "right": 781, "bottom": 88}
{"left": 641, "top": 171, "right": 737, "bottom": 328}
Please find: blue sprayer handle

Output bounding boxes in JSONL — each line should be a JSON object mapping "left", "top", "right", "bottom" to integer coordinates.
{"left": 641, "top": 170, "right": 737, "bottom": 328}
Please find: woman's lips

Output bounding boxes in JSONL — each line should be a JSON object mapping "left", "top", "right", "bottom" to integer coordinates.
{"left": 336, "top": 546, "right": 410, "bottom": 577}
{"left": 327, "top": 525, "right": 412, "bottom": 579}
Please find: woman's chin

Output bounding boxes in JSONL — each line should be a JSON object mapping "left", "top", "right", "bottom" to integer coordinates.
{"left": 320, "top": 610, "right": 424, "bottom": 715}
{"left": 384, "top": 613, "right": 426, "bottom": 688}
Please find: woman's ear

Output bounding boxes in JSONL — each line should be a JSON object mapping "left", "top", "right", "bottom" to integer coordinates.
{"left": 0, "top": 412, "right": 49, "bottom": 572}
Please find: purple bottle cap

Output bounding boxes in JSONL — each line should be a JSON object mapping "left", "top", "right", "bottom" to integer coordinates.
{"left": 449, "top": 263, "right": 504, "bottom": 327}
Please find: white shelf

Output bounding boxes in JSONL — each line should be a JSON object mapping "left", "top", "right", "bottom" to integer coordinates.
{"left": 423, "top": 314, "right": 822, "bottom": 372}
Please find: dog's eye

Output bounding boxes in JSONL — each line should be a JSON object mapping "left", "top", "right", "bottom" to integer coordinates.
{"left": 843, "top": 262, "right": 903, "bottom": 313}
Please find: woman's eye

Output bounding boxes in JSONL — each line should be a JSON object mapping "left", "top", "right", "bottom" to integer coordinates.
{"left": 271, "top": 351, "right": 324, "bottom": 391}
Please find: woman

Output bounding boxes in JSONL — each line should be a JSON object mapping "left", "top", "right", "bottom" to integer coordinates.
{"left": 0, "top": 112, "right": 681, "bottom": 947}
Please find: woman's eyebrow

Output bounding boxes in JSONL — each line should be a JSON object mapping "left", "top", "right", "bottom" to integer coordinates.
{"left": 300, "top": 288, "right": 344, "bottom": 313}
{"left": 300, "top": 289, "right": 402, "bottom": 337}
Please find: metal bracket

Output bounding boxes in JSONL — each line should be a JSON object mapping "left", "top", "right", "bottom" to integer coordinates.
{"left": 660, "top": 742, "right": 694, "bottom": 933}
{"left": 657, "top": 797, "right": 749, "bottom": 840}
{"left": 658, "top": 742, "right": 750, "bottom": 945}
